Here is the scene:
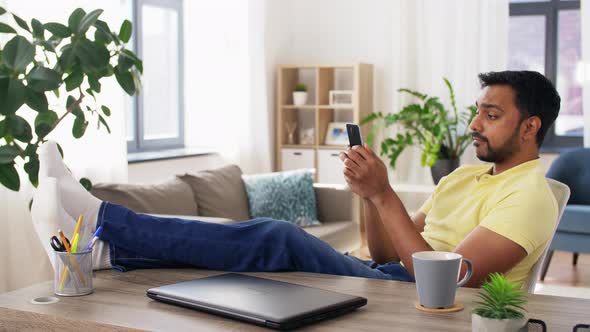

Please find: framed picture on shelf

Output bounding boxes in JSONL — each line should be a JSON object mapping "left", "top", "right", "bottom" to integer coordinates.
{"left": 324, "top": 122, "right": 349, "bottom": 145}
{"left": 329, "top": 90, "right": 354, "bottom": 107}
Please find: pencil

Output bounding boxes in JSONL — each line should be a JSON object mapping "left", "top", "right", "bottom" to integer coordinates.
{"left": 57, "top": 229, "right": 87, "bottom": 290}
{"left": 72, "top": 215, "right": 84, "bottom": 251}
{"left": 73, "top": 215, "right": 84, "bottom": 236}
{"left": 58, "top": 230, "right": 71, "bottom": 252}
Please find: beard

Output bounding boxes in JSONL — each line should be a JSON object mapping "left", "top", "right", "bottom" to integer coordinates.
{"left": 472, "top": 127, "right": 521, "bottom": 163}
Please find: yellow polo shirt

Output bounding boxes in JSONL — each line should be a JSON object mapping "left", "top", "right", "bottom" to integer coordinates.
{"left": 418, "top": 159, "right": 557, "bottom": 285}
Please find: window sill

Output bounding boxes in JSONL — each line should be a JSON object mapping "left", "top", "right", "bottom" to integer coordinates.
{"left": 127, "top": 147, "right": 217, "bottom": 164}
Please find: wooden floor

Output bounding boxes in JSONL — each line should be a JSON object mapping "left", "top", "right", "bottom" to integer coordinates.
{"left": 350, "top": 247, "right": 590, "bottom": 288}
{"left": 541, "top": 251, "right": 590, "bottom": 288}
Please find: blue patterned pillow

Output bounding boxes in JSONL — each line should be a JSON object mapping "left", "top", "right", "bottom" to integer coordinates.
{"left": 242, "top": 169, "right": 321, "bottom": 227}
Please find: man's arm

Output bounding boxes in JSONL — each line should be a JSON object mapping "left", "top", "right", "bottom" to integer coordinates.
{"left": 453, "top": 227, "right": 527, "bottom": 287}
{"left": 371, "top": 189, "right": 527, "bottom": 287}
{"left": 364, "top": 197, "right": 426, "bottom": 264}
{"left": 342, "top": 145, "right": 528, "bottom": 288}
{"left": 369, "top": 188, "right": 435, "bottom": 273}
{"left": 341, "top": 145, "right": 432, "bottom": 265}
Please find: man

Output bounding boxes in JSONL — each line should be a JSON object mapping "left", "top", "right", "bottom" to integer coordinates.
{"left": 32, "top": 70, "right": 560, "bottom": 287}
{"left": 342, "top": 71, "right": 560, "bottom": 287}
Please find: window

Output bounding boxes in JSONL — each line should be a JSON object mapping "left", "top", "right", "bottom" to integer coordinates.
{"left": 127, "top": 0, "right": 184, "bottom": 152}
{"left": 509, "top": 0, "right": 582, "bottom": 149}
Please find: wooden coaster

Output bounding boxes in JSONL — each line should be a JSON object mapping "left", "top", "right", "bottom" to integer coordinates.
{"left": 414, "top": 303, "right": 464, "bottom": 313}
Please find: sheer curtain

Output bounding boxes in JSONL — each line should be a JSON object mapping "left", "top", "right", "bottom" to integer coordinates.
{"left": 388, "top": 0, "right": 509, "bottom": 185}
{"left": 0, "top": 0, "right": 131, "bottom": 292}
{"left": 184, "top": 0, "right": 273, "bottom": 175}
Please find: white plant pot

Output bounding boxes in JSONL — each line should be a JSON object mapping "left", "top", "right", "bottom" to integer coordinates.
{"left": 293, "top": 92, "right": 308, "bottom": 106}
{"left": 472, "top": 313, "right": 527, "bottom": 332}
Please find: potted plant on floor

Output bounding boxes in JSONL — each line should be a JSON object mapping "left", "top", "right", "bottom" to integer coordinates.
{"left": 361, "top": 78, "right": 477, "bottom": 184}
{"left": 293, "top": 83, "right": 308, "bottom": 106}
{"left": 472, "top": 273, "right": 528, "bottom": 332}
{"left": 0, "top": 6, "right": 142, "bottom": 193}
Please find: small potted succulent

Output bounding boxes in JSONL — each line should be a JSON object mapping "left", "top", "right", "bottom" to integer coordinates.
{"left": 472, "top": 273, "right": 528, "bottom": 332}
{"left": 293, "top": 83, "right": 308, "bottom": 106}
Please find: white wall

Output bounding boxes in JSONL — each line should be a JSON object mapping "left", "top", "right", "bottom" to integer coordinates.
{"left": 126, "top": 0, "right": 292, "bottom": 184}
{"left": 268, "top": 0, "right": 411, "bottom": 182}
{"left": 182, "top": 1, "right": 247, "bottom": 155}
{"left": 128, "top": 154, "right": 227, "bottom": 184}
{"left": 271, "top": 0, "right": 510, "bottom": 185}
{"left": 129, "top": 0, "right": 395, "bottom": 183}
{"left": 263, "top": 0, "right": 291, "bottom": 170}
{"left": 280, "top": 0, "right": 395, "bottom": 119}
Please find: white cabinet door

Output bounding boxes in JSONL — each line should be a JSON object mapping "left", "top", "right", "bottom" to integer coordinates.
{"left": 318, "top": 149, "right": 346, "bottom": 184}
{"left": 281, "top": 149, "right": 315, "bottom": 171}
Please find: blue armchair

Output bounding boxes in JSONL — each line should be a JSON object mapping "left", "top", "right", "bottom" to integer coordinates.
{"left": 541, "top": 148, "right": 590, "bottom": 281}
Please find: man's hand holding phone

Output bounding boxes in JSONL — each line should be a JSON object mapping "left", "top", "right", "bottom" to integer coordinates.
{"left": 346, "top": 124, "right": 363, "bottom": 147}
{"left": 339, "top": 124, "right": 392, "bottom": 202}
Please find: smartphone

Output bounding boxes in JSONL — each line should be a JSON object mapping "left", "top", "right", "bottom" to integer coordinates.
{"left": 346, "top": 124, "right": 363, "bottom": 147}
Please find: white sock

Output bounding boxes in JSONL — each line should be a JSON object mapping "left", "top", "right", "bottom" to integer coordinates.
{"left": 38, "top": 141, "right": 101, "bottom": 226}
{"left": 35, "top": 141, "right": 112, "bottom": 270}
{"left": 31, "top": 177, "right": 77, "bottom": 269}
{"left": 32, "top": 177, "right": 112, "bottom": 270}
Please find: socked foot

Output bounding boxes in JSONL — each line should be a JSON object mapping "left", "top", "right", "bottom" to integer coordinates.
{"left": 32, "top": 141, "right": 112, "bottom": 270}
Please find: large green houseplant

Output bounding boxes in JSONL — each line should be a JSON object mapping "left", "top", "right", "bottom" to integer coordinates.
{"left": 0, "top": 6, "right": 142, "bottom": 192}
{"left": 361, "top": 78, "right": 477, "bottom": 184}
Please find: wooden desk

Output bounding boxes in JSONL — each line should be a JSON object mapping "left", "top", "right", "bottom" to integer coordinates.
{"left": 0, "top": 269, "right": 588, "bottom": 331}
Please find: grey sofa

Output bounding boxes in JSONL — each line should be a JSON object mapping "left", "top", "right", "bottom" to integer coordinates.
{"left": 91, "top": 164, "right": 360, "bottom": 253}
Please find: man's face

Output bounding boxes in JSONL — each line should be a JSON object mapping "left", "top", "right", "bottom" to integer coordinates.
{"left": 470, "top": 85, "right": 526, "bottom": 163}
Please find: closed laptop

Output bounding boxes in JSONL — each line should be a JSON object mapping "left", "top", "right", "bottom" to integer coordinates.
{"left": 146, "top": 273, "right": 368, "bottom": 330}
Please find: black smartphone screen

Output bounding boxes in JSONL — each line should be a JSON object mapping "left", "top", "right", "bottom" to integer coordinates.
{"left": 346, "top": 124, "right": 363, "bottom": 146}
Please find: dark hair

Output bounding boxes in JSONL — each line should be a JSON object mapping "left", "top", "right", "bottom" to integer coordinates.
{"left": 478, "top": 70, "right": 561, "bottom": 146}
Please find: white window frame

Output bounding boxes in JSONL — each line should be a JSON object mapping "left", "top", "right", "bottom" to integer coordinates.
{"left": 128, "top": 0, "right": 185, "bottom": 153}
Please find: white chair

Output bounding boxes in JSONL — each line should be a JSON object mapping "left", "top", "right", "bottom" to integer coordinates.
{"left": 523, "top": 178, "right": 570, "bottom": 293}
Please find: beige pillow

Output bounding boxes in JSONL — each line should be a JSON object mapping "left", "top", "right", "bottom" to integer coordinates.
{"left": 177, "top": 165, "right": 250, "bottom": 221}
{"left": 91, "top": 177, "right": 198, "bottom": 215}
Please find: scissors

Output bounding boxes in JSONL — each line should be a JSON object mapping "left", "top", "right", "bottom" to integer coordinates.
{"left": 50, "top": 235, "right": 71, "bottom": 252}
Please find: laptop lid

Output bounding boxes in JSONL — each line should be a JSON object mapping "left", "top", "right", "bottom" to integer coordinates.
{"left": 146, "top": 273, "right": 367, "bottom": 329}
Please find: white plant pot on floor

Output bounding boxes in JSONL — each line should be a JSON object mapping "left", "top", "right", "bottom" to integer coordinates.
{"left": 472, "top": 314, "right": 527, "bottom": 332}
{"left": 293, "top": 92, "right": 307, "bottom": 106}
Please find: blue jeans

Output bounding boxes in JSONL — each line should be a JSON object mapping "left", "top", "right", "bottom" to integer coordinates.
{"left": 96, "top": 202, "right": 413, "bottom": 282}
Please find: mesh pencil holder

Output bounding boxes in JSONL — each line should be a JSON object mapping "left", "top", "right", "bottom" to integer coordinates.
{"left": 53, "top": 249, "right": 93, "bottom": 296}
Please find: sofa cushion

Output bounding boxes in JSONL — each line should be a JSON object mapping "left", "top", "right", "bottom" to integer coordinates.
{"left": 242, "top": 169, "right": 320, "bottom": 227}
{"left": 314, "top": 184, "right": 352, "bottom": 222}
{"left": 177, "top": 165, "right": 250, "bottom": 221}
{"left": 304, "top": 220, "right": 360, "bottom": 253}
{"left": 91, "top": 178, "right": 198, "bottom": 215}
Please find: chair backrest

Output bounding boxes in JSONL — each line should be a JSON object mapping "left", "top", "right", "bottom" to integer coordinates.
{"left": 524, "top": 178, "right": 570, "bottom": 293}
